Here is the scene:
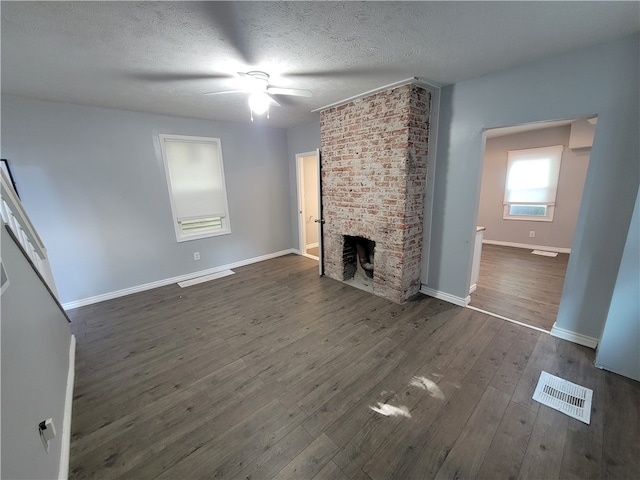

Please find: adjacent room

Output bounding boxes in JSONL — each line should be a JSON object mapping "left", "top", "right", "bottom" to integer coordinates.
{"left": 1, "top": 2, "right": 639, "bottom": 480}
{"left": 470, "top": 118, "right": 595, "bottom": 332}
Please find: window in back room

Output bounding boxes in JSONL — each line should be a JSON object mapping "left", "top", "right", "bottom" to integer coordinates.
{"left": 503, "top": 144, "right": 564, "bottom": 222}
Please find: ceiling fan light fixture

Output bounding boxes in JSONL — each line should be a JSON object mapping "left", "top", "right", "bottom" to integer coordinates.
{"left": 248, "top": 92, "right": 271, "bottom": 115}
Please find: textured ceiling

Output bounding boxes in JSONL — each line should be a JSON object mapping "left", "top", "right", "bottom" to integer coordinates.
{"left": 2, "top": 1, "right": 639, "bottom": 128}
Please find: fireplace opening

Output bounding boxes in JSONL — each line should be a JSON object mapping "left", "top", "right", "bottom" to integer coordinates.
{"left": 343, "top": 236, "right": 375, "bottom": 292}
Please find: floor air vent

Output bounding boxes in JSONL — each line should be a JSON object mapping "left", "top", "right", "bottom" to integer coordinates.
{"left": 531, "top": 250, "right": 558, "bottom": 257}
{"left": 533, "top": 371, "right": 592, "bottom": 424}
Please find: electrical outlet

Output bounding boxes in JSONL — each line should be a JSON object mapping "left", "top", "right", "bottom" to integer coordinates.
{"left": 193, "top": 252, "right": 200, "bottom": 261}
{"left": 38, "top": 418, "right": 55, "bottom": 453}
{"left": 529, "top": 231, "right": 536, "bottom": 238}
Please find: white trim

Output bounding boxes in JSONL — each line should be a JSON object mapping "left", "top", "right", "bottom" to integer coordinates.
{"left": 178, "top": 270, "right": 234, "bottom": 288}
{"left": 305, "top": 242, "right": 319, "bottom": 249}
{"left": 296, "top": 151, "right": 317, "bottom": 255}
{"left": 419, "top": 285, "right": 470, "bottom": 307}
{"left": 421, "top": 84, "right": 440, "bottom": 286}
{"left": 550, "top": 323, "right": 599, "bottom": 349}
{"left": 466, "top": 305, "right": 550, "bottom": 334}
{"left": 482, "top": 239, "right": 571, "bottom": 254}
{"left": 312, "top": 77, "right": 441, "bottom": 112}
{"left": 61, "top": 249, "right": 296, "bottom": 309}
{"left": 301, "top": 253, "right": 319, "bottom": 261}
{"left": 469, "top": 283, "right": 477, "bottom": 294}
{"left": 59, "top": 334, "right": 76, "bottom": 480}
{"left": 316, "top": 147, "right": 323, "bottom": 276}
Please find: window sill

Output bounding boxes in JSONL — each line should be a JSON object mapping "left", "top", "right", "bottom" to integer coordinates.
{"left": 176, "top": 228, "right": 232, "bottom": 242}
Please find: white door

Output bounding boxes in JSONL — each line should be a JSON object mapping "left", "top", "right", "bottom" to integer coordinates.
{"left": 296, "top": 150, "right": 323, "bottom": 275}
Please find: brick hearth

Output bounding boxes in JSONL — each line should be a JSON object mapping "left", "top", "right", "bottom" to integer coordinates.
{"left": 320, "top": 83, "right": 430, "bottom": 303}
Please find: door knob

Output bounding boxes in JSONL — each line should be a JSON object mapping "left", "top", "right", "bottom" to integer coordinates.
{"left": 314, "top": 219, "right": 325, "bottom": 224}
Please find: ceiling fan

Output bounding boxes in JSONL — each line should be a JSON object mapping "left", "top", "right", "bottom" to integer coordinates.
{"left": 203, "top": 71, "right": 312, "bottom": 120}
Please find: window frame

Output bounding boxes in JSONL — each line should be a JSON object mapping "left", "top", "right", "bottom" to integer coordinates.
{"left": 503, "top": 145, "right": 563, "bottom": 222}
{"left": 159, "top": 134, "right": 231, "bottom": 242}
{"left": 503, "top": 204, "right": 555, "bottom": 222}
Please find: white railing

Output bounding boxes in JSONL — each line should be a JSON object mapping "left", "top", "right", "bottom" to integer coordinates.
{"left": 1, "top": 168, "right": 59, "bottom": 299}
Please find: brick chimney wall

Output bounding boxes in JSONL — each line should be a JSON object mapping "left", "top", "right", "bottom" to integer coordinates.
{"left": 320, "top": 84, "right": 430, "bottom": 303}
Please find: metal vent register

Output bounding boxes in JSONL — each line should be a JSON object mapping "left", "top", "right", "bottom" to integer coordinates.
{"left": 533, "top": 371, "right": 593, "bottom": 424}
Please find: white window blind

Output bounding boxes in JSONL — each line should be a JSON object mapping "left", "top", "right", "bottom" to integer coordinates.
{"left": 504, "top": 145, "right": 564, "bottom": 205}
{"left": 159, "top": 134, "right": 231, "bottom": 242}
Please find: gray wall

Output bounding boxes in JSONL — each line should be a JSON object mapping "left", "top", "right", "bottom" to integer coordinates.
{"left": 595, "top": 186, "right": 640, "bottom": 381}
{"left": 478, "top": 125, "right": 589, "bottom": 249}
{"left": 286, "top": 121, "right": 321, "bottom": 250}
{"left": 427, "top": 33, "right": 639, "bottom": 340}
{"left": 1, "top": 226, "right": 73, "bottom": 479}
{"left": 1, "top": 95, "right": 292, "bottom": 305}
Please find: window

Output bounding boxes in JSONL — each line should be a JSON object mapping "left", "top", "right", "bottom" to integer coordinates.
{"left": 159, "top": 134, "right": 231, "bottom": 241}
{"left": 503, "top": 145, "right": 563, "bottom": 222}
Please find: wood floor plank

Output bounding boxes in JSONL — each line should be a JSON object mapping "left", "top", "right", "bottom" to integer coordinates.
{"left": 206, "top": 403, "right": 306, "bottom": 480}
{"left": 70, "top": 391, "right": 213, "bottom": 478}
{"left": 511, "top": 333, "right": 559, "bottom": 412}
{"left": 301, "top": 341, "right": 408, "bottom": 436}
{"left": 469, "top": 244, "right": 569, "bottom": 330}
{"left": 556, "top": 340, "right": 605, "bottom": 480}
{"left": 434, "top": 386, "right": 510, "bottom": 479}
{"left": 229, "top": 425, "right": 314, "bottom": 480}
{"left": 117, "top": 379, "right": 284, "bottom": 479}
{"left": 383, "top": 322, "right": 523, "bottom": 480}
{"left": 476, "top": 401, "right": 538, "bottom": 480}
{"left": 155, "top": 399, "right": 290, "bottom": 479}
{"left": 271, "top": 433, "right": 339, "bottom": 480}
{"left": 601, "top": 373, "right": 640, "bottom": 479}
{"left": 490, "top": 327, "right": 540, "bottom": 396}
{"left": 560, "top": 430, "right": 602, "bottom": 480}
{"left": 66, "top": 254, "right": 639, "bottom": 480}
{"left": 336, "top": 309, "right": 493, "bottom": 479}
{"left": 517, "top": 407, "right": 569, "bottom": 480}
{"left": 71, "top": 357, "right": 249, "bottom": 453}
{"left": 312, "top": 460, "right": 350, "bottom": 480}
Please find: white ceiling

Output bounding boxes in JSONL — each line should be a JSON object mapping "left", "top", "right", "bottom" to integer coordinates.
{"left": 2, "top": 1, "right": 639, "bottom": 128}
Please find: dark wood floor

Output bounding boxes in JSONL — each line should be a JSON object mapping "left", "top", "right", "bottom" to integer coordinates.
{"left": 67, "top": 254, "right": 639, "bottom": 479}
{"left": 470, "top": 244, "right": 569, "bottom": 331}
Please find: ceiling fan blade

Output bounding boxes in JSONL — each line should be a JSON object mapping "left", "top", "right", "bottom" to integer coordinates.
{"left": 266, "top": 87, "right": 312, "bottom": 97}
{"left": 128, "top": 72, "right": 234, "bottom": 82}
{"left": 203, "top": 89, "right": 247, "bottom": 96}
{"left": 266, "top": 94, "right": 281, "bottom": 107}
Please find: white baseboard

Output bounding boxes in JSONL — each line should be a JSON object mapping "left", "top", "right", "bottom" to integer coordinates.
{"left": 305, "top": 242, "right": 319, "bottom": 249}
{"left": 466, "top": 305, "right": 550, "bottom": 334}
{"left": 59, "top": 334, "right": 75, "bottom": 480}
{"left": 469, "top": 283, "right": 477, "bottom": 294}
{"left": 550, "top": 323, "right": 599, "bottom": 349}
{"left": 483, "top": 239, "right": 571, "bottom": 254}
{"left": 420, "top": 285, "right": 470, "bottom": 307}
{"left": 62, "top": 249, "right": 297, "bottom": 309}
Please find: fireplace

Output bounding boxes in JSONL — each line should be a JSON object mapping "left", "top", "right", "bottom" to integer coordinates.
{"left": 343, "top": 235, "right": 376, "bottom": 292}
{"left": 320, "top": 83, "right": 430, "bottom": 303}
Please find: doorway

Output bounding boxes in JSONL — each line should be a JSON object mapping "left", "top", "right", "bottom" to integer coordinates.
{"left": 470, "top": 117, "right": 596, "bottom": 331}
{"left": 296, "top": 151, "right": 320, "bottom": 260}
